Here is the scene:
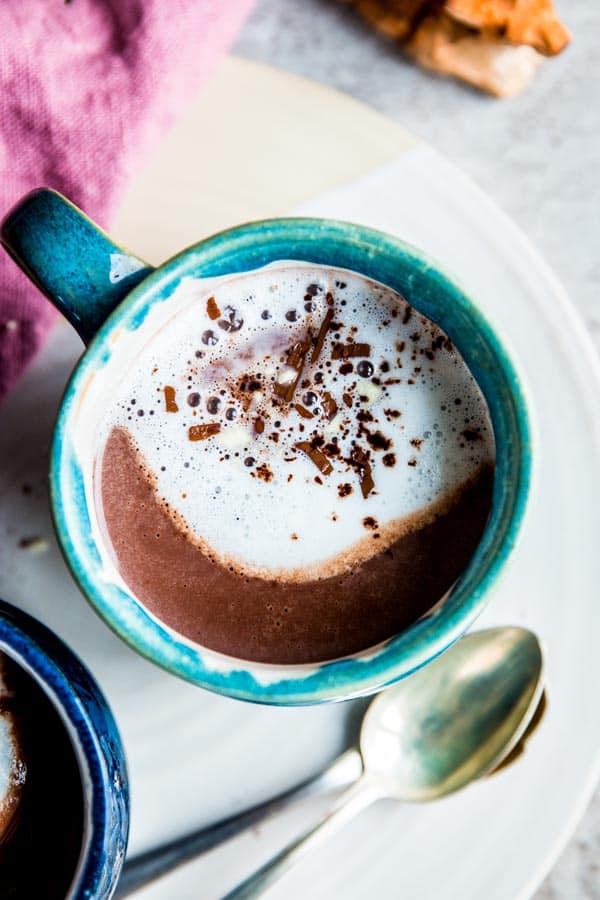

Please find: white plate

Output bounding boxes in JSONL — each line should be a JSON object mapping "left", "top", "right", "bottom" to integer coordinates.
{"left": 1, "top": 58, "right": 599, "bottom": 900}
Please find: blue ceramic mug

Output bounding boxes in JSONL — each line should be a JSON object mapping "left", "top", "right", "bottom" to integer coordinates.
{"left": 0, "top": 598, "right": 128, "bottom": 898}
{"left": 1, "top": 189, "right": 531, "bottom": 705}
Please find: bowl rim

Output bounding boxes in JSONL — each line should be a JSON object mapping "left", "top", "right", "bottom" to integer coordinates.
{"left": 50, "top": 217, "right": 532, "bottom": 705}
{"left": 0, "top": 599, "right": 128, "bottom": 898}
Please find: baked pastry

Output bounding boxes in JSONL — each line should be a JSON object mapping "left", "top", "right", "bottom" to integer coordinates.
{"left": 343, "top": 0, "right": 570, "bottom": 96}
{"left": 444, "top": 0, "right": 570, "bottom": 55}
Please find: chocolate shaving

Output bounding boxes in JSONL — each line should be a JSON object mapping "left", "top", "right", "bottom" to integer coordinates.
{"left": 206, "top": 296, "right": 221, "bottom": 320}
{"left": 255, "top": 417, "right": 265, "bottom": 434}
{"left": 295, "top": 441, "right": 333, "bottom": 476}
{"left": 275, "top": 338, "right": 311, "bottom": 402}
{"left": 332, "top": 342, "right": 371, "bottom": 360}
{"left": 311, "top": 309, "right": 334, "bottom": 363}
{"left": 294, "top": 404, "right": 314, "bottom": 419}
{"left": 343, "top": 393, "right": 353, "bottom": 408}
{"left": 350, "top": 446, "right": 375, "bottom": 498}
{"left": 359, "top": 466, "right": 375, "bottom": 498}
{"left": 188, "top": 423, "right": 221, "bottom": 441}
{"left": 163, "top": 386, "right": 179, "bottom": 413}
{"left": 321, "top": 392, "right": 338, "bottom": 421}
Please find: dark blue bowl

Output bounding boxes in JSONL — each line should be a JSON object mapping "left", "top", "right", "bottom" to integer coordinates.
{"left": 0, "top": 598, "right": 129, "bottom": 899}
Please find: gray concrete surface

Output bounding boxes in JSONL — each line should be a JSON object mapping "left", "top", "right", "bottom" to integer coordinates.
{"left": 235, "top": 2, "right": 600, "bottom": 897}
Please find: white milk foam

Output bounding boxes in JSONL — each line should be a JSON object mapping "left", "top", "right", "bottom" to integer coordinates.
{"left": 97, "top": 262, "right": 495, "bottom": 580}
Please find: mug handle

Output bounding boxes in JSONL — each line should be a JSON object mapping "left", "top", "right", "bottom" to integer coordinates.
{"left": 1, "top": 188, "right": 154, "bottom": 343}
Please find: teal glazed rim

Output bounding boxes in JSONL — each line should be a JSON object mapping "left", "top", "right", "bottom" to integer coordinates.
{"left": 42, "top": 216, "right": 532, "bottom": 705}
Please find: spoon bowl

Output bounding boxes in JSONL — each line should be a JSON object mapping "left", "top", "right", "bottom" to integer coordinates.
{"left": 361, "top": 627, "right": 544, "bottom": 802}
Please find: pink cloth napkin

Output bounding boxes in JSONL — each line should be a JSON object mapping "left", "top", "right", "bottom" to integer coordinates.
{"left": 0, "top": 0, "right": 254, "bottom": 402}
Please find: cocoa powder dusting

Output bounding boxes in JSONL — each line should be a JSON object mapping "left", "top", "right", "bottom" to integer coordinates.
{"left": 367, "top": 432, "right": 392, "bottom": 452}
{"left": 255, "top": 463, "right": 273, "bottom": 482}
{"left": 206, "top": 296, "right": 221, "bottom": 320}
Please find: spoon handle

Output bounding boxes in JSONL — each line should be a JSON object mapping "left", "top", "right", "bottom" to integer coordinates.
{"left": 115, "top": 748, "right": 362, "bottom": 898}
{"left": 222, "top": 775, "right": 380, "bottom": 900}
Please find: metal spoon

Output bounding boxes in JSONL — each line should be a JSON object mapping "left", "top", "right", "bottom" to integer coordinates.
{"left": 223, "top": 626, "right": 544, "bottom": 899}
{"left": 115, "top": 750, "right": 362, "bottom": 897}
{"left": 117, "top": 626, "right": 543, "bottom": 898}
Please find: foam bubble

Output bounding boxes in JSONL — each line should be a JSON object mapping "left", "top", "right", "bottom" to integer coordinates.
{"left": 96, "top": 262, "right": 495, "bottom": 579}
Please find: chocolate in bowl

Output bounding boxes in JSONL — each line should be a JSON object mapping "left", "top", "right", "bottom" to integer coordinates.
{"left": 0, "top": 652, "right": 84, "bottom": 899}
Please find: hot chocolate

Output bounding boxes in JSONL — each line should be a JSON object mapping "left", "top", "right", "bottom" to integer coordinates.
{"left": 96, "top": 262, "right": 495, "bottom": 664}
{"left": 0, "top": 653, "right": 83, "bottom": 898}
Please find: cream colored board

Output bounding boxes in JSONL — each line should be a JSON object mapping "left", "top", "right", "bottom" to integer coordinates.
{"left": 112, "top": 56, "right": 414, "bottom": 263}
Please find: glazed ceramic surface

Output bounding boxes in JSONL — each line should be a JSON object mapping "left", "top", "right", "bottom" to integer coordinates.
{"left": 1, "top": 193, "right": 531, "bottom": 705}
{"left": 0, "top": 599, "right": 128, "bottom": 899}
